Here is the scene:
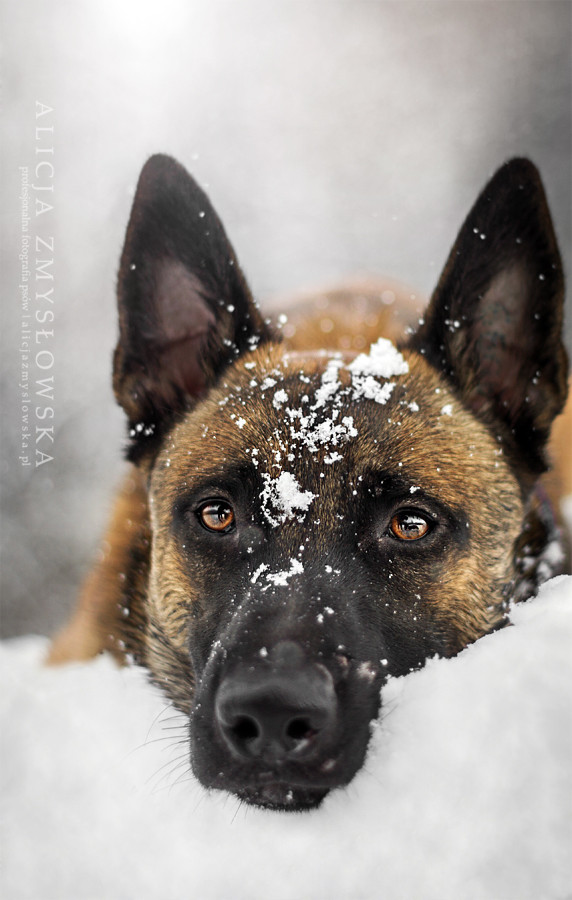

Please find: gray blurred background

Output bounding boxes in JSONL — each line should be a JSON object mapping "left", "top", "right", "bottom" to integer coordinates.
{"left": 2, "top": 1, "right": 571, "bottom": 638}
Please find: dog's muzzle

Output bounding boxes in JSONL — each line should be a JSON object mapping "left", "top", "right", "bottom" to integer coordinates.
{"left": 190, "top": 636, "right": 383, "bottom": 811}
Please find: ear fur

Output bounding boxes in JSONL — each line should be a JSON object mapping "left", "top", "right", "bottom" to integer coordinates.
{"left": 113, "top": 154, "right": 273, "bottom": 461}
{"left": 409, "top": 158, "right": 568, "bottom": 479}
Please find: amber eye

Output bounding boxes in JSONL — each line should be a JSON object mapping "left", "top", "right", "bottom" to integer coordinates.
{"left": 390, "top": 510, "right": 432, "bottom": 542}
{"left": 197, "top": 500, "right": 236, "bottom": 533}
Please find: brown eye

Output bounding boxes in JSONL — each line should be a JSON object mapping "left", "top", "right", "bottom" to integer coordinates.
{"left": 197, "top": 501, "right": 235, "bottom": 533}
{"left": 390, "top": 511, "right": 432, "bottom": 542}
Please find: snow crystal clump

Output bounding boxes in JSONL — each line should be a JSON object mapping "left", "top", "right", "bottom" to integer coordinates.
{"left": 287, "top": 407, "right": 358, "bottom": 453}
{"left": 251, "top": 563, "right": 269, "bottom": 584}
{"left": 312, "top": 358, "right": 344, "bottom": 409}
{"left": 348, "top": 338, "right": 409, "bottom": 379}
{"left": 273, "top": 389, "right": 289, "bottom": 409}
{"left": 352, "top": 376, "right": 395, "bottom": 405}
{"left": 264, "top": 558, "right": 304, "bottom": 588}
{"left": 260, "top": 471, "right": 316, "bottom": 526}
{"left": 349, "top": 338, "right": 409, "bottom": 407}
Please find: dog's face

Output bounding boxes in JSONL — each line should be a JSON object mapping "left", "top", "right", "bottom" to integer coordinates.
{"left": 112, "top": 156, "right": 567, "bottom": 809}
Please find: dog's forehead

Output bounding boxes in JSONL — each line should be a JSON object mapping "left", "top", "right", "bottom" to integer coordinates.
{"left": 153, "top": 341, "right": 511, "bottom": 510}
{"left": 161, "top": 341, "right": 407, "bottom": 467}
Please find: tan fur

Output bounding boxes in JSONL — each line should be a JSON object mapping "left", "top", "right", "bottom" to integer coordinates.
{"left": 543, "top": 398, "right": 572, "bottom": 501}
{"left": 47, "top": 468, "right": 149, "bottom": 665}
{"left": 272, "top": 278, "right": 424, "bottom": 353}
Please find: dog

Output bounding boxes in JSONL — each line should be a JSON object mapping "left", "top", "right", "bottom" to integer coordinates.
{"left": 50, "top": 155, "right": 571, "bottom": 811}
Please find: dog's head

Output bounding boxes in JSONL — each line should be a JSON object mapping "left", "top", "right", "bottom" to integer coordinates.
{"left": 112, "top": 156, "right": 568, "bottom": 809}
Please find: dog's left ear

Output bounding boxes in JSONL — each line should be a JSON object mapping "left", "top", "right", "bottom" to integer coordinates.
{"left": 409, "top": 158, "right": 568, "bottom": 478}
{"left": 113, "top": 154, "right": 273, "bottom": 460}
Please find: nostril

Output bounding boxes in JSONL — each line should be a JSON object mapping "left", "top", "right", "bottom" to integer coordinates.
{"left": 232, "top": 715, "right": 260, "bottom": 744}
{"left": 214, "top": 657, "right": 338, "bottom": 763}
{"left": 286, "top": 717, "right": 314, "bottom": 742}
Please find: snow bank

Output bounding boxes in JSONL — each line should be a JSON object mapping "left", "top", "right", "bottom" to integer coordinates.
{"left": 2, "top": 576, "right": 571, "bottom": 900}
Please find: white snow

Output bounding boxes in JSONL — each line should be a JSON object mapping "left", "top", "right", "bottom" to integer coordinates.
{"left": 272, "top": 388, "right": 289, "bottom": 409}
{"left": 2, "top": 575, "right": 571, "bottom": 900}
{"left": 347, "top": 337, "right": 409, "bottom": 379}
{"left": 347, "top": 338, "right": 409, "bottom": 407}
{"left": 251, "top": 563, "right": 269, "bottom": 584}
{"left": 264, "top": 557, "right": 304, "bottom": 588}
{"left": 351, "top": 374, "right": 396, "bottom": 405}
{"left": 287, "top": 406, "right": 358, "bottom": 454}
{"left": 260, "top": 471, "right": 316, "bottom": 526}
{"left": 312, "top": 358, "right": 344, "bottom": 410}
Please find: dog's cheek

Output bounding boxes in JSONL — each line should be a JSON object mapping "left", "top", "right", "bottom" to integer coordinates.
{"left": 134, "top": 537, "right": 199, "bottom": 709}
{"left": 147, "top": 540, "right": 188, "bottom": 637}
{"left": 426, "top": 560, "right": 507, "bottom": 653}
{"left": 372, "top": 497, "right": 524, "bottom": 659}
{"left": 148, "top": 533, "right": 242, "bottom": 688}
{"left": 427, "top": 515, "right": 523, "bottom": 652}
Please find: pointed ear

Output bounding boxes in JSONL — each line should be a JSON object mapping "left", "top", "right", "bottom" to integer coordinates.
{"left": 113, "top": 154, "right": 273, "bottom": 460}
{"left": 409, "top": 158, "right": 568, "bottom": 477}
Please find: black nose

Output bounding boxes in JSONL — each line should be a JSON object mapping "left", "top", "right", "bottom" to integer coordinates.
{"left": 214, "top": 641, "right": 337, "bottom": 764}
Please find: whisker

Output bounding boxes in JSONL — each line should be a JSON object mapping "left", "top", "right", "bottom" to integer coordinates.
{"left": 147, "top": 753, "right": 191, "bottom": 793}
{"left": 230, "top": 796, "right": 246, "bottom": 825}
{"left": 144, "top": 703, "right": 176, "bottom": 743}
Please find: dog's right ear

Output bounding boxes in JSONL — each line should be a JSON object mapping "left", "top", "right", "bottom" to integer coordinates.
{"left": 409, "top": 158, "right": 568, "bottom": 480}
{"left": 113, "top": 154, "right": 273, "bottom": 461}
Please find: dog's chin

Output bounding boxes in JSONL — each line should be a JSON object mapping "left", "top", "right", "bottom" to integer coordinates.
{"left": 235, "top": 782, "right": 330, "bottom": 811}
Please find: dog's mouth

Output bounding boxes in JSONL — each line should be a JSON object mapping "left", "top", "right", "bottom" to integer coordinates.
{"left": 235, "top": 780, "right": 330, "bottom": 811}
{"left": 210, "top": 756, "right": 342, "bottom": 811}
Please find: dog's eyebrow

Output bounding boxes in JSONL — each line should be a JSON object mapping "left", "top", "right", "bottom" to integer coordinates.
{"left": 171, "top": 461, "right": 259, "bottom": 507}
{"left": 362, "top": 469, "right": 421, "bottom": 497}
{"left": 363, "top": 467, "right": 470, "bottom": 535}
{"left": 364, "top": 469, "right": 447, "bottom": 510}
